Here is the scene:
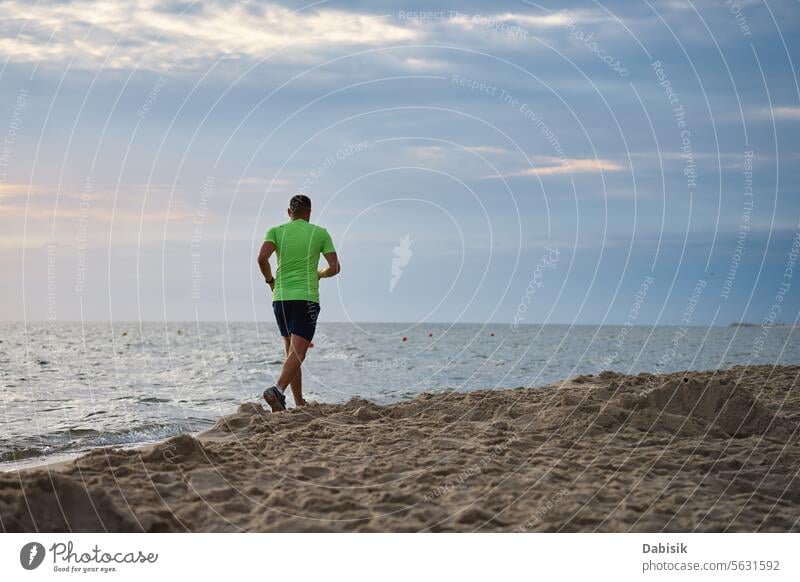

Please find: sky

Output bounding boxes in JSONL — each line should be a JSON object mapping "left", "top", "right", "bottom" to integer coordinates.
{"left": 1, "top": 0, "right": 799, "bottom": 326}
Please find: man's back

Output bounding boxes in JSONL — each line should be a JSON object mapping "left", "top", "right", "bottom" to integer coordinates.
{"left": 265, "top": 219, "right": 335, "bottom": 303}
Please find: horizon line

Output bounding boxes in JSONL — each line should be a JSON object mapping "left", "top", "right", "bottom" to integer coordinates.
{"left": 0, "top": 320, "right": 781, "bottom": 328}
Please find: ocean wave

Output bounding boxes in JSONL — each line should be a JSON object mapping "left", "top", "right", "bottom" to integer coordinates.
{"left": 0, "top": 422, "right": 211, "bottom": 467}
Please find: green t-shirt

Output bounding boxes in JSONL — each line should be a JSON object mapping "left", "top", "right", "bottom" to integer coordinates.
{"left": 265, "top": 219, "right": 336, "bottom": 303}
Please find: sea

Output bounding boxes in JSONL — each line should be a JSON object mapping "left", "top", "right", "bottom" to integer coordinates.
{"left": 1, "top": 321, "right": 797, "bottom": 470}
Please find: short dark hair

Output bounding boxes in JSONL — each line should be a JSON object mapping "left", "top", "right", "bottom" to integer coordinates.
{"left": 289, "top": 194, "right": 311, "bottom": 215}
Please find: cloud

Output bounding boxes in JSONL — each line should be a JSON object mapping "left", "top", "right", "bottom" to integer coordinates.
{"left": 448, "top": 11, "right": 574, "bottom": 30}
{"left": 751, "top": 106, "right": 800, "bottom": 121}
{"left": 398, "top": 57, "right": 450, "bottom": 72}
{"left": 0, "top": 0, "right": 419, "bottom": 71}
{"left": 0, "top": 2, "right": 618, "bottom": 73}
{"left": 0, "top": 203, "right": 193, "bottom": 223}
{"left": 407, "top": 145, "right": 451, "bottom": 159}
{"left": 488, "top": 157, "right": 624, "bottom": 177}
{"left": 463, "top": 146, "right": 513, "bottom": 155}
{"left": 771, "top": 107, "right": 800, "bottom": 120}
{"left": 404, "top": 146, "right": 623, "bottom": 177}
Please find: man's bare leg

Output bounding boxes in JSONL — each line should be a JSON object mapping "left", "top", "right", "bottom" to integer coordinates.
{"left": 265, "top": 334, "right": 310, "bottom": 412}
{"left": 282, "top": 335, "right": 307, "bottom": 406}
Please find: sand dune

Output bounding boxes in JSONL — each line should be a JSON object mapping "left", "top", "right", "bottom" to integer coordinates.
{"left": 1, "top": 365, "right": 798, "bottom": 532}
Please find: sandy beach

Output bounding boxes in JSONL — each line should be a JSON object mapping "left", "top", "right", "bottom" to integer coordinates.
{"left": 1, "top": 365, "right": 798, "bottom": 532}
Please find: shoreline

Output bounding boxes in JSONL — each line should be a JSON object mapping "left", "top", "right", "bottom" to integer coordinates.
{"left": 1, "top": 364, "right": 798, "bottom": 532}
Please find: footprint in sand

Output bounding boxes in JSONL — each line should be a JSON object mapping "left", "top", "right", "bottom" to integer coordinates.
{"left": 300, "top": 465, "right": 330, "bottom": 480}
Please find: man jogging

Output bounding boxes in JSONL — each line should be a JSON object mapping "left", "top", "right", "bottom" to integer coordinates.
{"left": 257, "top": 194, "right": 340, "bottom": 411}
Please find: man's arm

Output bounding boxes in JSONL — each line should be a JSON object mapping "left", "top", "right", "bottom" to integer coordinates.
{"left": 258, "top": 241, "right": 276, "bottom": 288}
{"left": 318, "top": 251, "right": 340, "bottom": 279}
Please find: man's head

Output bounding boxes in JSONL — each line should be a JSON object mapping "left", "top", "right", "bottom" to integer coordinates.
{"left": 288, "top": 194, "right": 311, "bottom": 221}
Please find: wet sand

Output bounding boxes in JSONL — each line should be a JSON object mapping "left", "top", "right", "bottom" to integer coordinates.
{"left": 1, "top": 365, "right": 798, "bottom": 532}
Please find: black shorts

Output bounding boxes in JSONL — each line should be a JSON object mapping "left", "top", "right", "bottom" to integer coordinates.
{"left": 273, "top": 300, "right": 320, "bottom": 341}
